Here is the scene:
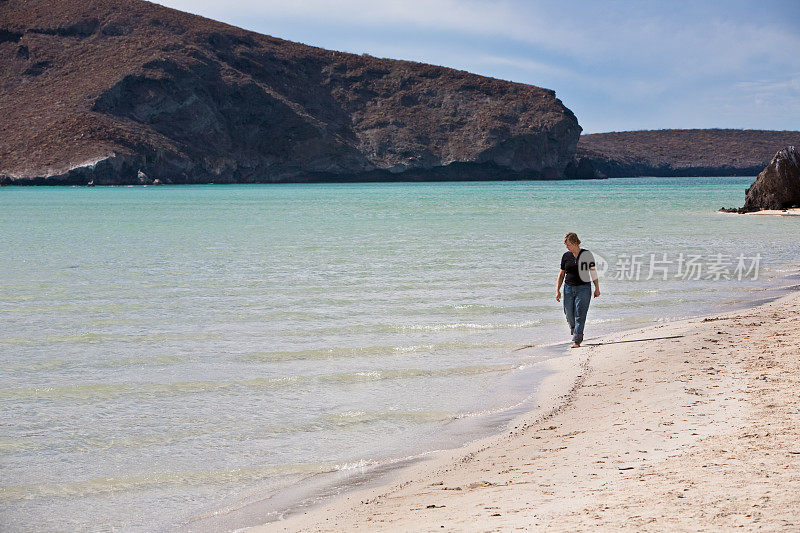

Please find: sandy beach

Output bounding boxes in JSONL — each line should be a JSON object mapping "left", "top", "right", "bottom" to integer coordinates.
{"left": 744, "top": 208, "right": 800, "bottom": 217}
{"left": 254, "top": 288, "right": 800, "bottom": 531}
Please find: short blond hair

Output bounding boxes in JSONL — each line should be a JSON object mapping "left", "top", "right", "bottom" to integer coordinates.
{"left": 564, "top": 232, "right": 581, "bottom": 245}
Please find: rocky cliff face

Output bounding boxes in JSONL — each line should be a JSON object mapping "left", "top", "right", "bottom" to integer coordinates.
{"left": 565, "top": 129, "right": 800, "bottom": 178}
{"left": 0, "top": 0, "right": 581, "bottom": 185}
{"left": 721, "top": 147, "right": 800, "bottom": 213}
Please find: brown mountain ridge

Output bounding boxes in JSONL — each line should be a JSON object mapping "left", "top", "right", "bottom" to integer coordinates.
{"left": 3, "top": 1, "right": 797, "bottom": 185}
{"left": 0, "top": 0, "right": 581, "bottom": 185}
{"left": 566, "top": 129, "right": 800, "bottom": 178}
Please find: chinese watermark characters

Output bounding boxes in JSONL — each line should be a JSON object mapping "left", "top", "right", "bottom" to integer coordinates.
{"left": 597, "top": 252, "right": 761, "bottom": 281}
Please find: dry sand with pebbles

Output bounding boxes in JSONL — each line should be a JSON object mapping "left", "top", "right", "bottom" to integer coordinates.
{"left": 252, "top": 289, "right": 800, "bottom": 532}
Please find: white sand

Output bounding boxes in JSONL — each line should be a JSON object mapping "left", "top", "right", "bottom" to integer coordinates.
{"left": 250, "top": 290, "right": 800, "bottom": 531}
{"left": 745, "top": 208, "right": 800, "bottom": 216}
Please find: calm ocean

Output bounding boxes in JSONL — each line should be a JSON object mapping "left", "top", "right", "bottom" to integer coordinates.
{"left": 1, "top": 177, "right": 798, "bottom": 531}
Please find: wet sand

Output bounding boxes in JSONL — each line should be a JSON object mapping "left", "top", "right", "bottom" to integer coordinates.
{"left": 253, "top": 288, "right": 800, "bottom": 531}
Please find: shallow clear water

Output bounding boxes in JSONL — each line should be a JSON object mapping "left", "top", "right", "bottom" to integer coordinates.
{"left": 1, "top": 177, "right": 798, "bottom": 531}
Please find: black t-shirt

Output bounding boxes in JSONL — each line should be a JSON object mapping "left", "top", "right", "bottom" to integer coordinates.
{"left": 561, "top": 249, "right": 595, "bottom": 286}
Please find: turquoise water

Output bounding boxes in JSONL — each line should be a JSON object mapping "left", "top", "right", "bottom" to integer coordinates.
{"left": 1, "top": 178, "right": 798, "bottom": 531}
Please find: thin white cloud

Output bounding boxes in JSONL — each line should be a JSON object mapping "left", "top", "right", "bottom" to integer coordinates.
{"left": 470, "top": 55, "right": 577, "bottom": 80}
{"left": 161, "top": 0, "right": 800, "bottom": 73}
{"left": 730, "top": 75, "right": 800, "bottom": 113}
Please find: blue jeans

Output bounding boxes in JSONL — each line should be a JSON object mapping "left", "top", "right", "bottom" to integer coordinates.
{"left": 563, "top": 283, "right": 592, "bottom": 344}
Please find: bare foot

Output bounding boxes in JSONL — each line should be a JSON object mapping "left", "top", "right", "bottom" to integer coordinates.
{"left": 571, "top": 342, "right": 581, "bottom": 348}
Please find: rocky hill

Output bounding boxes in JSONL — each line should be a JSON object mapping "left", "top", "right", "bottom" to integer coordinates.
{"left": 566, "top": 129, "right": 800, "bottom": 178}
{"left": 0, "top": 0, "right": 581, "bottom": 185}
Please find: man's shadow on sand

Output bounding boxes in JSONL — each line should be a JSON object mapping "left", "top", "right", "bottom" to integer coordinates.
{"left": 513, "top": 335, "right": 684, "bottom": 351}
{"left": 584, "top": 334, "right": 684, "bottom": 346}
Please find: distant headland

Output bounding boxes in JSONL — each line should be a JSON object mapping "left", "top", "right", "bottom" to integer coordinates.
{"left": 566, "top": 129, "right": 800, "bottom": 179}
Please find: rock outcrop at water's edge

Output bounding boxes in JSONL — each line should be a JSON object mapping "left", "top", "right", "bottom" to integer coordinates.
{"left": 0, "top": 0, "right": 581, "bottom": 185}
{"left": 720, "top": 146, "right": 800, "bottom": 213}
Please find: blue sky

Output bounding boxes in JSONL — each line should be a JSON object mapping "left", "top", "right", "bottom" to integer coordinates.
{"left": 156, "top": 0, "right": 799, "bottom": 134}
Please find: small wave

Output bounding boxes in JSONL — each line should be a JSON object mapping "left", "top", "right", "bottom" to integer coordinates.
{"left": 230, "top": 310, "right": 333, "bottom": 322}
{"left": 4, "top": 303, "right": 77, "bottom": 313}
{"left": 0, "top": 332, "right": 221, "bottom": 346}
{"left": 100, "top": 354, "right": 189, "bottom": 369}
{"left": 0, "top": 462, "right": 335, "bottom": 502}
{"left": 395, "top": 343, "right": 435, "bottom": 353}
{"left": 2, "top": 355, "right": 188, "bottom": 374}
{"left": 321, "top": 409, "right": 455, "bottom": 427}
{"left": 65, "top": 428, "right": 209, "bottom": 453}
{"left": 653, "top": 314, "right": 696, "bottom": 322}
{"left": 431, "top": 303, "right": 547, "bottom": 315}
{"left": 318, "top": 363, "right": 518, "bottom": 384}
{"left": 282, "top": 319, "right": 543, "bottom": 337}
{"left": 0, "top": 438, "right": 41, "bottom": 454}
{"left": 587, "top": 317, "right": 625, "bottom": 324}
{"left": 2, "top": 359, "right": 69, "bottom": 373}
{"left": 243, "top": 345, "right": 398, "bottom": 362}
{"left": 622, "top": 289, "right": 662, "bottom": 296}
{"left": 334, "top": 458, "right": 375, "bottom": 471}
{"left": 394, "top": 319, "right": 541, "bottom": 332}
{"left": 0, "top": 364, "right": 518, "bottom": 402}
{"left": 228, "top": 409, "right": 461, "bottom": 437}
{"left": 0, "top": 380, "right": 242, "bottom": 402}
{"left": 241, "top": 340, "right": 516, "bottom": 363}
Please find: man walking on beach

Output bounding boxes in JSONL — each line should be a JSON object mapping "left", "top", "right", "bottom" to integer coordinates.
{"left": 556, "top": 232, "right": 600, "bottom": 347}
